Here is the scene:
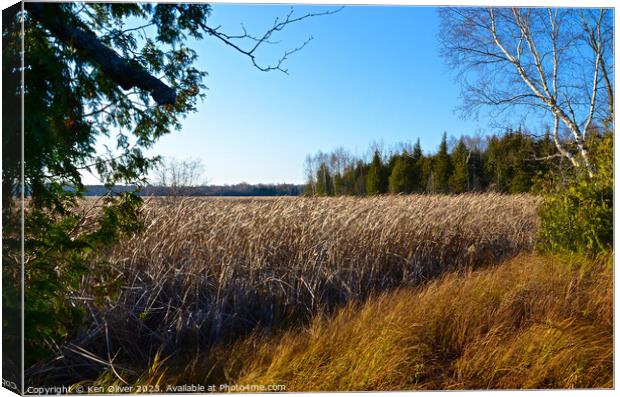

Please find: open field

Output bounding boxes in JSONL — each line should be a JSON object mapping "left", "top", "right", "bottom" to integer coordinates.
{"left": 28, "top": 194, "right": 612, "bottom": 389}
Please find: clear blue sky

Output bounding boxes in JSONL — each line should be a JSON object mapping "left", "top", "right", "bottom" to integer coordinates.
{"left": 122, "top": 5, "right": 495, "bottom": 185}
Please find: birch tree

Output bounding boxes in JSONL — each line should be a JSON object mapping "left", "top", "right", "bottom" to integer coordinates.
{"left": 439, "top": 7, "right": 613, "bottom": 177}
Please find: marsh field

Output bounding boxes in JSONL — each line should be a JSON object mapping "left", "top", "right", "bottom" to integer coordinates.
{"left": 28, "top": 194, "right": 612, "bottom": 390}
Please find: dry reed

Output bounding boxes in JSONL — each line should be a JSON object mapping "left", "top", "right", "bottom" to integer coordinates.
{"left": 110, "top": 195, "right": 538, "bottom": 346}
{"left": 32, "top": 194, "right": 541, "bottom": 385}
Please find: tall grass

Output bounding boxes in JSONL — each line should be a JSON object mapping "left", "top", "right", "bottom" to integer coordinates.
{"left": 111, "top": 195, "right": 538, "bottom": 343}
{"left": 30, "top": 194, "right": 540, "bottom": 385}
{"left": 133, "top": 253, "right": 612, "bottom": 390}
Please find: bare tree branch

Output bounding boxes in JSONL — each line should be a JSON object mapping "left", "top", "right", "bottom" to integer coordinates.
{"left": 198, "top": 6, "right": 344, "bottom": 74}
{"left": 512, "top": 8, "right": 553, "bottom": 99}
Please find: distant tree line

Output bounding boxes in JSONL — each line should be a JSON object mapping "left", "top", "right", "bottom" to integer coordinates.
{"left": 83, "top": 183, "right": 303, "bottom": 197}
{"left": 303, "top": 128, "right": 584, "bottom": 196}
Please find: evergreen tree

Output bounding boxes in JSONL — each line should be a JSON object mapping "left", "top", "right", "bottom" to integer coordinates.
{"left": 509, "top": 131, "right": 536, "bottom": 193}
{"left": 539, "top": 129, "right": 556, "bottom": 158}
{"left": 387, "top": 153, "right": 400, "bottom": 176}
{"left": 333, "top": 172, "right": 344, "bottom": 196}
{"left": 420, "top": 157, "right": 434, "bottom": 193}
{"left": 533, "top": 129, "right": 557, "bottom": 179}
{"left": 484, "top": 134, "right": 509, "bottom": 191}
{"left": 431, "top": 133, "right": 452, "bottom": 193}
{"left": 449, "top": 139, "right": 469, "bottom": 193}
{"left": 388, "top": 155, "right": 412, "bottom": 193}
{"left": 408, "top": 139, "right": 424, "bottom": 193}
{"left": 366, "top": 150, "right": 388, "bottom": 195}
{"left": 467, "top": 147, "right": 485, "bottom": 191}
{"left": 302, "top": 128, "right": 572, "bottom": 197}
{"left": 340, "top": 165, "right": 356, "bottom": 195}
{"left": 411, "top": 138, "right": 423, "bottom": 162}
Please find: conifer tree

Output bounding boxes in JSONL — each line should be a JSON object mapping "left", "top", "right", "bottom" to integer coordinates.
{"left": 484, "top": 134, "right": 508, "bottom": 191}
{"left": 431, "top": 133, "right": 452, "bottom": 193}
{"left": 302, "top": 128, "right": 574, "bottom": 197}
{"left": 366, "top": 150, "right": 388, "bottom": 195}
{"left": 340, "top": 165, "right": 356, "bottom": 196}
{"left": 534, "top": 129, "right": 557, "bottom": 179}
{"left": 509, "top": 131, "right": 536, "bottom": 193}
{"left": 411, "top": 138, "right": 423, "bottom": 162}
{"left": 467, "top": 147, "right": 485, "bottom": 191}
{"left": 333, "top": 172, "right": 344, "bottom": 196}
{"left": 408, "top": 139, "right": 424, "bottom": 193}
{"left": 420, "top": 157, "right": 434, "bottom": 193}
{"left": 388, "top": 155, "right": 411, "bottom": 193}
{"left": 449, "top": 139, "right": 469, "bottom": 193}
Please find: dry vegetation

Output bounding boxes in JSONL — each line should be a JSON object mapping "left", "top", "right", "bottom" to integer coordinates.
{"left": 100, "top": 194, "right": 538, "bottom": 352}
{"left": 135, "top": 252, "right": 609, "bottom": 390}
{"left": 34, "top": 193, "right": 612, "bottom": 390}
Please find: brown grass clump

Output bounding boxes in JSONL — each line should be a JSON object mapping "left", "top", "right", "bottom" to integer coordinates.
{"left": 152, "top": 252, "right": 610, "bottom": 390}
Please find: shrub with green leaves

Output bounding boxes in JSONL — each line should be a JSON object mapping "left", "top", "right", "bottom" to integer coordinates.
{"left": 537, "top": 133, "right": 613, "bottom": 255}
{"left": 23, "top": 193, "right": 145, "bottom": 365}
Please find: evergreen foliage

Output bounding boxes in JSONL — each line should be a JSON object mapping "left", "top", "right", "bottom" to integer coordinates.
{"left": 431, "top": 133, "right": 452, "bottom": 193}
{"left": 366, "top": 151, "right": 388, "bottom": 196}
{"left": 409, "top": 139, "right": 424, "bottom": 192}
{"left": 388, "top": 154, "right": 413, "bottom": 194}
{"left": 449, "top": 139, "right": 469, "bottom": 194}
{"left": 304, "top": 128, "right": 561, "bottom": 197}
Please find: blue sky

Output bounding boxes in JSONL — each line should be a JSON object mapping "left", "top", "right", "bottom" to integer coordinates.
{"left": 108, "top": 4, "right": 496, "bottom": 185}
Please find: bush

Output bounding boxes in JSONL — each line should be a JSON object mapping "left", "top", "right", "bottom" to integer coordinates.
{"left": 23, "top": 192, "right": 144, "bottom": 366}
{"left": 537, "top": 133, "right": 613, "bottom": 255}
